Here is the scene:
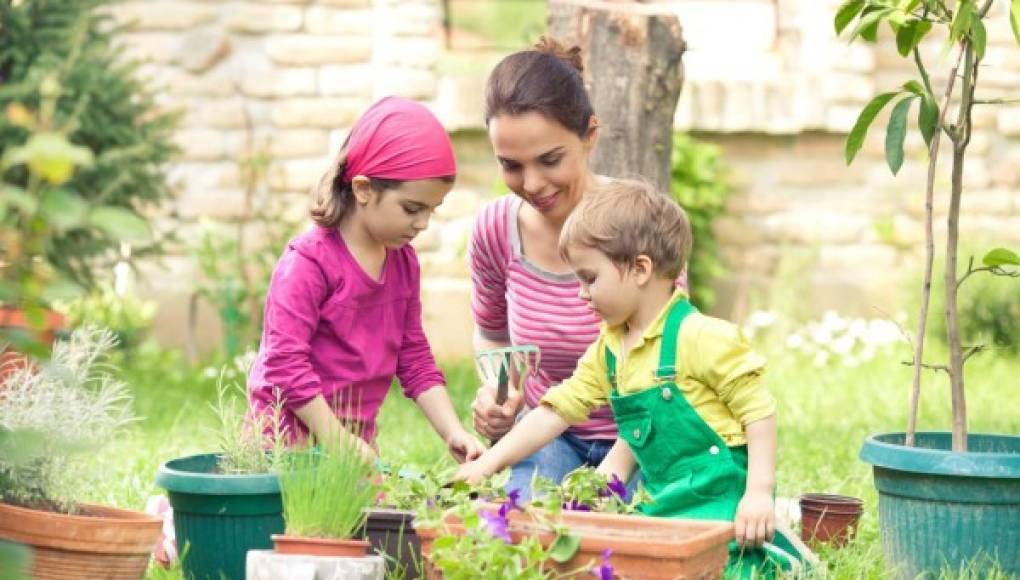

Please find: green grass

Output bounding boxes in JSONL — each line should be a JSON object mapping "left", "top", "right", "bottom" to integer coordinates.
{"left": 75, "top": 339, "right": 1018, "bottom": 579}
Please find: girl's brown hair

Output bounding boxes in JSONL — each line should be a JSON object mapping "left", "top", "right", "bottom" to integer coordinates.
{"left": 310, "top": 137, "right": 454, "bottom": 229}
{"left": 485, "top": 36, "right": 593, "bottom": 137}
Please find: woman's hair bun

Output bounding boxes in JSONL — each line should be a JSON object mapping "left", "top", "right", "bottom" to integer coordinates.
{"left": 534, "top": 35, "right": 583, "bottom": 75}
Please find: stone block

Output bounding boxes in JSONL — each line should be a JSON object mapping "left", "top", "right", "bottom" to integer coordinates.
{"left": 268, "top": 130, "right": 331, "bottom": 159}
{"left": 111, "top": 2, "right": 216, "bottom": 31}
{"left": 420, "top": 278, "right": 474, "bottom": 360}
{"left": 177, "top": 29, "right": 231, "bottom": 74}
{"left": 374, "top": 68, "right": 437, "bottom": 100}
{"left": 712, "top": 216, "right": 763, "bottom": 247}
{"left": 246, "top": 550, "right": 384, "bottom": 580}
{"left": 176, "top": 186, "right": 248, "bottom": 221}
{"left": 319, "top": 0, "right": 371, "bottom": 6}
{"left": 268, "top": 157, "right": 330, "bottom": 192}
{"left": 266, "top": 35, "right": 372, "bottom": 66}
{"left": 434, "top": 188, "right": 484, "bottom": 221}
{"left": 373, "top": 37, "right": 439, "bottom": 68}
{"left": 271, "top": 99, "right": 363, "bottom": 128}
{"left": 199, "top": 99, "right": 249, "bottom": 129}
{"left": 241, "top": 68, "right": 317, "bottom": 98}
{"left": 319, "top": 66, "right": 374, "bottom": 98}
{"left": 760, "top": 211, "right": 871, "bottom": 244}
{"left": 226, "top": 4, "right": 303, "bottom": 33}
{"left": 378, "top": 3, "right": 441, "bottom": 36}
{"left": 175, "top": 129, "right": 225, "bottom": 161}
{"left": 998, "top": 106, "right": 1020, "bottom": 137}
{"left": 960, "top": 189, "right": 1018, "bottom": 216}
{"left": 118, "top": 33, "right": 179, "bottom": 65}
{"left": 304, "top": 7, "right": 373, "bottom": 35}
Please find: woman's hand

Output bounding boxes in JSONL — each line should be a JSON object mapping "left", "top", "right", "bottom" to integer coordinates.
{"left": 734, "top": 490, "right": 775, "bottom": 548}
{"left": 446, "top": 428, "right": 487, "bottom": 463}
{"left": 471, "top": 384, "right": 523, "bottom": 440}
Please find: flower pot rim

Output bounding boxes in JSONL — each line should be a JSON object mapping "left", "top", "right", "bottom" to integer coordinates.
{"left": 798, "top": 493, "right": 864, "bottom": 507}
{"left": 859, "top": 432, "right": 1020, "bottom": 478}
{"left": 155, "top": 452, "right": 280, "bottom": 495}
{"left": 271, "top": 534, "right": 371, "bottom": 557}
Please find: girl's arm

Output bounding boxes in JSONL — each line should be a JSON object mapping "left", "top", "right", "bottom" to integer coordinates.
{"left": 414, "top": 385, "right": 486, "bottom": 463}
{"left": 294, "top": 395, "right": 377, "bottom": 460}
{"left": 596, "top": 439, "right": 638, "bottom": 483}
{"left": 734, "top": 413, "right": 777, "bottom": 548}
{"left": 455, "top": 405, "right": 569, "bottom": 483}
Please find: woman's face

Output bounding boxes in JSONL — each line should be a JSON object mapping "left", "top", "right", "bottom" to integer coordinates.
{"left": 488, "top": 112, "right": 596, "bottom": 224}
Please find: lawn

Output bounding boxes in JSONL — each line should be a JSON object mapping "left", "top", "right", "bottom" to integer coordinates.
{"left": 83, "top": 337, "right": 1019, "bottom": 579}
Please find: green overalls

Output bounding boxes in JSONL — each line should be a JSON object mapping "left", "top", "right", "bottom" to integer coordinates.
{"left": 606, "top": 299, "right": 803, "bottom": 578}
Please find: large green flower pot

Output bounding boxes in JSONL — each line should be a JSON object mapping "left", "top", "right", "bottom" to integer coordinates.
{"left": 859, "top": 432, "right": 1020, "bottom": 579}
{"left": 155, "top": 453, "right": 283, "bottom": 580}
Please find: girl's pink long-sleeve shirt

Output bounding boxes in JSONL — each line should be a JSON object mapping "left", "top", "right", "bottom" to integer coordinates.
{"left": 248, "top": 225, "right": 444, "bottom": 443}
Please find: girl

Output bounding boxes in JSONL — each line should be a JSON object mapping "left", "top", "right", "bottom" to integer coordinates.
{"left": 248, "top": 96, "right": 485, "bottom": 463}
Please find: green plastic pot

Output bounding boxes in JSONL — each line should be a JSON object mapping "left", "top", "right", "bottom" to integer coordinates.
{"left": 155, "top": 453, "right": 283, "bottom": 580}
{"left": 859, "top": 432, "right": 1020, "bottom": 579}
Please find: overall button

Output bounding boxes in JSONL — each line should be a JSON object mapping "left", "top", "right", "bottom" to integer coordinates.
{"left": 661, "top": 387, "right": 672, "bottom": 401}
{"left": 709, "top": 445, "right": 720, "bottom": 455}
{"left": 632, "top": 428, "right": 642, "bottom": 440}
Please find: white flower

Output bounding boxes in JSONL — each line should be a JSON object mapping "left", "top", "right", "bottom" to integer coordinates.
{"left": 747, "top": 310, "right": 779, "bottom": 329}
{"left": 785, "top": 333, "right": 805, "bottom": 350}
{"left": 831, "top": 334, "right": 856, "bottom": 355}
{"left": 203, "top": 367, "right": 219, "bottom": 379}
{"left": 813, "top": 351, "right": 830, "bottom": 367}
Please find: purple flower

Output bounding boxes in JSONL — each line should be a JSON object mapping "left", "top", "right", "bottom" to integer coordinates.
{"left": 480, "top": 508, "right": 511, "bottom": 543}
{"left": 604, "top": 474, "right": 630, "bottom": 503}
{"left": 506, "top": 488, "right": 523, "bottom": 512}
{"left": 562, "top": 499, "right": 592, "bottom": 512}
{"left": 592, "top": 548, "right": 613, "bottom": 580}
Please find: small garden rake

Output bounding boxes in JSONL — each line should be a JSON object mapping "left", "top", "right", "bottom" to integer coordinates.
{"left": 474, "top": 344, "right": 541, "bottom": 406}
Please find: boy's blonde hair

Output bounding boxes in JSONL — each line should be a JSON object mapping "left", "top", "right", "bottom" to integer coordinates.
{"left": 559, "top": 179, "right": 692, "bottom": 279}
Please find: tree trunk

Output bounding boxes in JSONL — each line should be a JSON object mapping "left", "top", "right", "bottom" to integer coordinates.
{"left": 548, "top": 0, "right": 686, "bottom": 195}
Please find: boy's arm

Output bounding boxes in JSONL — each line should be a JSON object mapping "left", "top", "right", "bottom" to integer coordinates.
{"left": 454, "top": 406, "right": 570, "bottom": 483}
{"left": 414, "top": 385, "right": 486, "bottom": 463}
{"left": 596, "top": 439, "right": 637, "bottom": 483}
{"left": 735, "top": 413, "right": 777, "bottom": 548}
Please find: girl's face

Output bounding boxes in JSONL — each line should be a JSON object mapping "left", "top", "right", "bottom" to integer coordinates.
{"left": 488, "top": 112, "right": 597, "bottom": 224}
{"left": 352, "top": 177, "right": 454, "bottom": 249}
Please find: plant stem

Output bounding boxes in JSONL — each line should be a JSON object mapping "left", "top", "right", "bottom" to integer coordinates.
{"left": 905, "top": 42, "right": 967, "bottom": 448}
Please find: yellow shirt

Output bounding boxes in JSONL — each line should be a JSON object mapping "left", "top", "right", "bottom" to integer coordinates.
{"left": 541, "top": 290, "right": 776, "bottom": 446}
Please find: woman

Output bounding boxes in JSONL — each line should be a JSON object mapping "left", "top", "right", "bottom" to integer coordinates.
{"left": 469, "top": 37, "right": 685, "bottom": 499}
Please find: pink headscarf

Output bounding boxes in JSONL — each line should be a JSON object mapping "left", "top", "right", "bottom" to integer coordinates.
{"left": 343, "top": 96, "right": 457, "bottom": 182}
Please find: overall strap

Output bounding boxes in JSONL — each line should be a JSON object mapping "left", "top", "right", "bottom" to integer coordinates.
{"left": 606, "top": 347, "right": 617, "bottom": 388}
{"left": 656, "top": 299, "right": 697, "bottom": 381}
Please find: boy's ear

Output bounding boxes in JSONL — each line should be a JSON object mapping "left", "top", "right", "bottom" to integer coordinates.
{"left": 633, "top": 254, "right": 655, "bottom": 285}
{"left": 351, "top": 175, "right": 373, "bottom": 204}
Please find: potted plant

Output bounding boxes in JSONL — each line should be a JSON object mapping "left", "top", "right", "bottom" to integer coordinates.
{"left": 0, "top": 327, "right": 163, "bottom": 579}
{"left": 155, "top": 369, "right": 290, "bottom": 580}
{"left": 838, "top": 1, "right": 1020, "bottom": 576}
{"left": 0, "top": 1, "right": 176, "bottom": 363}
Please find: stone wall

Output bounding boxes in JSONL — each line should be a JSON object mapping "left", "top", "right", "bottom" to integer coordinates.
{"left": 110, "top": 0, "right": 1020, "bottom": 359}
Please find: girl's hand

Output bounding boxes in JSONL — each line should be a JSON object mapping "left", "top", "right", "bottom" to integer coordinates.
{"left": 446, "top": 428, "right": 486, "bottom": 463}
{"left": 734, "top": 490, "right": 775, "bottom": 548}
{"left": 471, "top": 384, "right": 523, "bottom": 440}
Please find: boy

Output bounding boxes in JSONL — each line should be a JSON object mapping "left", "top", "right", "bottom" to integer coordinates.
{"left": 456, "top": 180, "right": 808, "bottom": 576}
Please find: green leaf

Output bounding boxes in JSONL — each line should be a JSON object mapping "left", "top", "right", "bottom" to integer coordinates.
{"left": 3, "top": 133, "right": 94, "bottom": 186}
{"left": 950, "top": 0, "right": 974, "bottom": 42}
{"left": 835, "top": 0, "right": 866, "bottom": 35}
{"left": 982, "top": 248, "right": 1020, "bottom": 267}
{"left": 39, "top": 188, "right": 88, "bottom": 230}
{"left": 432, "top": 535, "right": 457, "bottom": 551}
{"left": 850, "top": 7, "right": 890, "bottom": 42}
{"left": 90, "top": 206, "right": 151, "bottom": 242}
{"left": 846, "top": 91, "right": 900, "bottom": 165}
{"left": 0, "top": 186, "right": 37, "bottom": 214}
{"left": 1011, "top": 0, "right": 1020, "bottom": 47}
{"left": 970, "top": 16, "right": 986, "bottom": 60}
{"left": 896, "top": 19, "right": 932, "bottom": 56}
{"left": 902, "top": 80, "right": 925, "bottom": 96}
{"left": 919, "top": 90, "right": 939, "bottom": 147}
{"left": 898, "top": 0, "right": 922, "bottom": 12}
{"left": 885, "top": 96, "right": 915, "bottom": 175}
{"left": 547, "top": 533, "right": 582, "bottom": 564}
{"left": 40, "top": 279, "right": 85, "bottom": 302}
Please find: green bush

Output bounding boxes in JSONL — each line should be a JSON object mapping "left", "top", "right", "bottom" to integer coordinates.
{"left": 0, "top": 0, "right": 178, "bottom": 289}
{"left": 930, "top": 261, "right": 1020, "bottom": 355}
{"left": 669, "top": 133, "right": 735, "bottom": 311}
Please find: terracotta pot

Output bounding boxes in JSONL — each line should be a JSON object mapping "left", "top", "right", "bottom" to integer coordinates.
{"left": 0, "top": 501, "right": 162, "bottom": 580}
{"left": 416, "top": 504, "right": 733, "bottom": 579}
{"left": 0, "top": 307, "right": 65, "bottom": 382}
{"left": 272, "top": 534, "right": 371, "bottom": 557}
{"left": 798, "top": 493, "right": 863, "bottom": 547}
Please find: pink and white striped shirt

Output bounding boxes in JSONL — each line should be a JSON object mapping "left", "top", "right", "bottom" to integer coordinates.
{"left": 469, "top": 196, "right": 617, "bottom": 440}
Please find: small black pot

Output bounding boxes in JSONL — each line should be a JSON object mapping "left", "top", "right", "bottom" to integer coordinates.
{"left": 362, "top": 507, "right": 421, "bottom": 578}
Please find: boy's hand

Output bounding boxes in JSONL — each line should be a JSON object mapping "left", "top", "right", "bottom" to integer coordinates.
{"left": 734, "top": 490, "right": 775, "bottom": 548}
{"left": 452, "top": 457, "right": 495, "bottom": 485}
{"left": 446, "top": 428, "right": 486, "bottom": 463}
{"left": 472, "top": 384, "right": 523, "bottom": 440}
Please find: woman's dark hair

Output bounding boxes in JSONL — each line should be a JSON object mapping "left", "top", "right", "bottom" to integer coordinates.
{"left": 485, "top": 36, "right": 594, "bottom": 137}
{"left": 311, "top": 137, "right": 455, "bottom": 229}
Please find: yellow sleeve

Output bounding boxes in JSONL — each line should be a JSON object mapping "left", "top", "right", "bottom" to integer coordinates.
{"left": 688, "top": 316, "right": 776, "bottom": 426}
{"left": 540, "top": 335, "right": 612, "bottom": 424}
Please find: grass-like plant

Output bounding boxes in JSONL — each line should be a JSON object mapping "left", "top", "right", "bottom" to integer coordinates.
{"left": 0, "top": 327, "right": 134, "bottom": 512}
{"left": 279, "top": 433, "right": 379, "bottom": 540}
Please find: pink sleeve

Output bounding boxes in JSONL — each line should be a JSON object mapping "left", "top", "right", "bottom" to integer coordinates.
{"left": 260, "top": 250, "right": 329, "bottom": 411}
{"left": 396, "top": 251, "right": 446, "bottom": 399}
{"left": 469, "top": 200, "right": 511, "bottom": 341}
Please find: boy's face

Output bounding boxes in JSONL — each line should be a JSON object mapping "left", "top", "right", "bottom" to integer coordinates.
{"left": 566, "top": 244, "right": 641, "bottom": 328}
